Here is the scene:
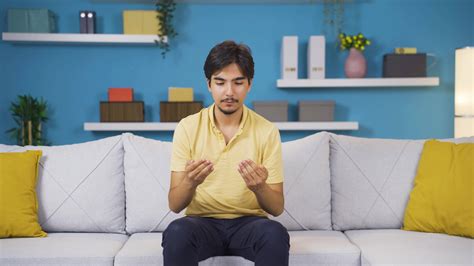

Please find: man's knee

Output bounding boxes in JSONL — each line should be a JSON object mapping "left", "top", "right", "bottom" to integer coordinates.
{"left": 258, "top": 220, "right": 290, "bottom": 243}
{"left": 162, "top": 217, "right": 196, "bottom": 246}
{"left": 162, "top": 217, "right": 203, "bottom": 265}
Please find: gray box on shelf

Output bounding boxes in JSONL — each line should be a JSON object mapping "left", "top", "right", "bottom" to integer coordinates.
{"left": 298, "top": 100, "right": 335, "bottom": 121}
{"left": 252, "top": 101, "right": 288, "bottom": 122}
{"left": 383, "top": 53, "right": 427, "bottom": 77}
{"left": 7, "top": 9, "right": 56, "bottom": 33}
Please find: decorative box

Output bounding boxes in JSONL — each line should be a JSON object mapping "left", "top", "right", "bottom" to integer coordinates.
{"left": 7, "top": 8, "right": 56, "bottom": 33}
{"left": 160, "top": 101, "right": 203, "bottom": 122}
{"left": 281, "top": 36, "right": 298, "bottom": 80}
{"left": 108, "top": 88, "right": 134, "bottom": 102}
{"left": 123, "top": 10, "right": 161, "bottom": 35}
{"left": 308, "top": 35, "right": 325, "bottom": 79}
{"left": 100, "top": 101, "right": 144, "bottom": 122}
{"left": 253, "top": 101, "right": 288, "bottom": 122}
{"left": 168, "top": 87, "right": 194, "bottom": 102}
{"left": 298, "top": 100, "right": 335, "bottom": 122}
{"left": 383, "top": 53, "right": 427, "bottom": 77}
{"left": 86, "top": 11, "right": 96, "bottom": 34}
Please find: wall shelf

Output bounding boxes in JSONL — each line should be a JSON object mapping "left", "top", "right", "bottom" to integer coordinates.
{"left": 2, "top": 32, "right": 167, "bottom": 45}
{"left": 277, "top": 77, "right": 440, "bottom": 88}
{"left": 84, "top": 122, "right": 359, "bottom": 131}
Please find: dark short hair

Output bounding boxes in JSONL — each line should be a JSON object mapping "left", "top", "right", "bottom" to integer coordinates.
{"left": 204, "top": 40, "right": 254, "bottom": 84}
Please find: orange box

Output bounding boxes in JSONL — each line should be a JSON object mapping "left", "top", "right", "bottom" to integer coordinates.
{"left": 108, "top": 88, "right": 133, "bottom": 102}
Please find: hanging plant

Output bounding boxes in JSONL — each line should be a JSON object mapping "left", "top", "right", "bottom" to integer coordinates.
{"left": 6, "top": 94, "right": 49, "bottom": 146}
{"left": 322, "top": 0, "right": 351, "bottom": 37}
{"left": 155, "top": 0, "right": 178, "bottom": 58}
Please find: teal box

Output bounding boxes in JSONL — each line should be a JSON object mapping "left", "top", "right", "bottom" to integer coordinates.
{"left": 7, "top": 9, "right": 56, "bottom": 33}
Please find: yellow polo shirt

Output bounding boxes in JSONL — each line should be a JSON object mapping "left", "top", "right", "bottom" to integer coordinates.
{"left": 170, "top": 103, "right": 284, "bottom": 219}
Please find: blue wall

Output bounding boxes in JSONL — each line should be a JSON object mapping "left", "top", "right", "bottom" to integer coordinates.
{"left": 1, "top": 0, "right": 472, "bottom": 145}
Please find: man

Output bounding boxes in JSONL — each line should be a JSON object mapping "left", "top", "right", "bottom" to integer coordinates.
{"left": 162, "top": 40, "right": 289, "bottom": 266}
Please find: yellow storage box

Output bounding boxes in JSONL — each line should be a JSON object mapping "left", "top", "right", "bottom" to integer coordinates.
{"left": 123, "top": 10, "right": 161, "bottom": 35}
{"left": 168, "top": 87, "right": 194, "bottom": 102}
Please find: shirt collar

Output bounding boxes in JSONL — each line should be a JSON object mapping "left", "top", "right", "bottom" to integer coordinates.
{"left": 208, "top": 103, "right": 248, "bottom": 132}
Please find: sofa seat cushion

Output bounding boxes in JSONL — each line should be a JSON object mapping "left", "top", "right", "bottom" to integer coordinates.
{"left": 113, "top": 232, "right": 252, "bottom": 266}
{"left": 345, "top": 229, "right": 474, "bottom": 265}
{"left": 289, "top": 231, "right": 360, "bottom": 265}
{"left": 114, "top": 231, "right": 360, "bottom": 266}
{"left": 0, "top": 233, "right": 128, "bottom": 265}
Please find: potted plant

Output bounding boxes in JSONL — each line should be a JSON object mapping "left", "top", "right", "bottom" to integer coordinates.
{"left": 338, "top": 32, "right": 371, "bottom": 78}
{"left": 6, "top": 94, "right": 49, "bottom": 146}
{"left": 155, "top": 0, "right": 178, "bottom": 58}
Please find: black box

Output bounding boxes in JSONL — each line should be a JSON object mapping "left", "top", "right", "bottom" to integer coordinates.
{"left": 383, "top": 53, "right": 426, "bottom": 77}
{"left": 100, "top": 101, "right": 144, "bottom": 122}
{"left": 79, "top": 11, "right": 87, "bottom": 33}
{"left": 86, "top": 11, "right": 96, "bottom": 34}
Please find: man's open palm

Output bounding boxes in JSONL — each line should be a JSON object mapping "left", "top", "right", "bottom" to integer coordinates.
{"left": 237, "top": 159, "right": 268, "bottom": 192}
{"left": 184, "top": 159, "right": 214, "bottom": 187}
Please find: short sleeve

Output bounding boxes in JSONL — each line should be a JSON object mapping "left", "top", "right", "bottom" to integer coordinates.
{"left": 170, "top": 122, "right": 191, "bottom": 172}
{"left": 262, "top": 126, "right": 284, "bottom": 184}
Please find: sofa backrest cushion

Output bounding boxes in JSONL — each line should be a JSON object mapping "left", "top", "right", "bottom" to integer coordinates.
{"left": 0, "top": 135, "right": 126, "bottom": 233}
{"left": 329, "top": 133, "right": 474, "bottom": 231}
{"left": 272, "top": 131, "right": 332, "bottom": 230}
{"left": 122, "top": 133, "right": 184, "bottom": 234}
{"left": 123, "top": 131, "right": 333, "bottom": 232}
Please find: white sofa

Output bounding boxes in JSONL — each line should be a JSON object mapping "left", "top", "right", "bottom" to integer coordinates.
{"left": 0, "top": 132, "right": 472, "bottom": 266}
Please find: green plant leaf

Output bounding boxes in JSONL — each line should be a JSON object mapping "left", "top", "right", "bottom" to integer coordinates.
{"left": 7, "top": 94, "right": 50, "bottom": 146}
{"left": 155, "top": 0, "right": 177, "bottom": 58}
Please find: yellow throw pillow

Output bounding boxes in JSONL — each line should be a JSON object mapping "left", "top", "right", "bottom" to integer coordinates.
{"left": 403, "top": 140, "right": 473, "bottom": 238}
{"left": 0, "top": 150, "right": 47, "bottom": 238}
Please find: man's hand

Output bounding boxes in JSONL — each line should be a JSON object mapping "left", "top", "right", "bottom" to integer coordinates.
{"left": 182, "top": 159, "right": 214, "bottom": 188}
{"left": 237, "top": 159, "right": 269, "bottom": 192}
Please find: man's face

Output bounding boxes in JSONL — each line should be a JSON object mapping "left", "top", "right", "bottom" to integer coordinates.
{"left": 207, "top": 63, "right": 252, "bottom": 116}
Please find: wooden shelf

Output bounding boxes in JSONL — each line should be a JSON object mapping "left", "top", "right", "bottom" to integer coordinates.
{"left": 2, "top": 32, "right": 167, "bottom": 45}
{"left": 277, "top": 77, "right": 440, "bottom": 88}
{"left": 84, "top": 122, "right": 359, "bottom": 131}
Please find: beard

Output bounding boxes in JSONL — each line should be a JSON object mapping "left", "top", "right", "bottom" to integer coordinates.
{"left": 217, "top": 98, "right": 239, "bottom": 115}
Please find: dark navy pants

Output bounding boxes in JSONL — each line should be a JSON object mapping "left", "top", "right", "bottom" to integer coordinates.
{"left": 162, "top": 216, "right": 290, "bottom": 266}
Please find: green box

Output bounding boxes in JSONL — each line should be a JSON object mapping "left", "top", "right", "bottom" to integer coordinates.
{"left": 7, "top": 8, "right": 56, "bottom": 33}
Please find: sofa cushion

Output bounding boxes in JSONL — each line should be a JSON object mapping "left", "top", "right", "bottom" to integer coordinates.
{"left": 122, "top": 133, "right": 184, "bottom": 234}
{"left": 114, "top": 233, "right": 252, "bottom": 266}
{"left": 114, "top": 231, "right": 360, "bottom": 266}
{"left": 403, "top": 140, "right": 474, "bottom": 238}
{"left": 345, "top": 229, "right": 474, "bottom": 265}
{"left": 288, "top": 231, "right": 360, "bottom": 265}
{"left": 0, "top": 233, "right": 128, "bottom": 265}
{"left": 272, "top": 132, "right": 332, "bottom": 230}
{"left": 329, "top": 133, "right": 474, "bottom": 230}
{"left": 123, "top": 131, "right": 332, "bottom": 233}
{"left": 0, "top": 150, "right": 47, "bottom": 238}
{"left": 0, "top": 135, "right": 126, "bottom": 233}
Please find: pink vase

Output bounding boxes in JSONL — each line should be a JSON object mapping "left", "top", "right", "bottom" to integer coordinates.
{"left": 344, "top": 48, "right": 367, "bottom": 78}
